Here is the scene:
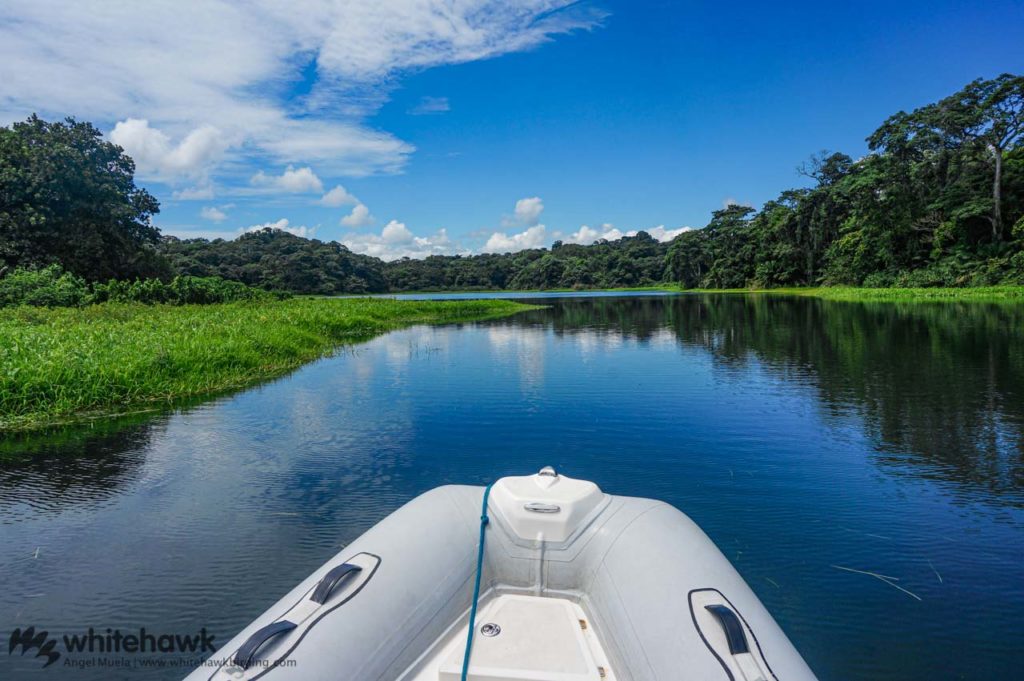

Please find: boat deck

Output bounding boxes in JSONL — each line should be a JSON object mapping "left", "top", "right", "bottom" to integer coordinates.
{"left": 404, "top": 594, "right": 616, "bottom": 681}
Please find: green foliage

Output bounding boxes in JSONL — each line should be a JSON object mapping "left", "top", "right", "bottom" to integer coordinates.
{"left": 0, "top": 115, "right": 166, "bottom": 281}
{"left": 761, "top": 285, "right": 1024, "bottom": 302}
{"left": 4, "top": 77, "right": 1023, "bottom": 297}
{"left": 0, "top": 298, "right": 535, "bottom": 431}
{"left": 91, "top": 275, "right": 284, "bottom": 305}
{"left": 0, "top": 265, "right": 283, "bottom": 308}
{"left": 666, "top": 75, "right": 1024, "bottom": 290}
{"left": 383, "top": 231, "right": 670, "bottom": 291}
{"left": 0, "top": 264, "right": 90, "bottom": 307}
{"left": 160, "top": 228, "right": 388, "bottom": 294}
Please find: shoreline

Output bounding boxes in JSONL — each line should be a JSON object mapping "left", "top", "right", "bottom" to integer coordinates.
{"left": 368, "top": 285, "right": 1024, "bottom": 302}
{"left": 686, "top": 286, "right": 1024, "bottom": 301}
{"left": 0, "top": 298, "right": 537, "bottom": 433}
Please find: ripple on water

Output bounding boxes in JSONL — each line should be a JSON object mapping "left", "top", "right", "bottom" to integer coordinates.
{"left": 0, "top": 294, "right": 1021, "bottom": 681}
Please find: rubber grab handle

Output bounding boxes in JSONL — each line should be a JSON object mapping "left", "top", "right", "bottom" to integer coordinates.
{"left": 310, "top": 563, "right": 362, "bottom": 605}
{"left": 232, "top": 620, "right": 297, "bottom": 670}
{"left": 705, "top": 604, "right": 750, "bottom": 655}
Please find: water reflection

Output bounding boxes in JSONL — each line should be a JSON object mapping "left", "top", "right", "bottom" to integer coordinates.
{"left": 0, "top": 418, "right": 159, "bottom": 523}
{"left": 680, "top": 297, "right": 1024, "bottom": 503}
{"left": 487, "top": 295, "right": 1024, "bottom": 505}
{"left": 0, "top": 293, "right": 1021, "bottom": 681}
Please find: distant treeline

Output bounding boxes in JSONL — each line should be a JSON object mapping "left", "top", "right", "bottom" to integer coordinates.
{"left": 2, "top": 74, "right": 1022, "bottom": 298}
{"left": 160, "top": 228, "right": 670, "bottom": 293}
{"left": 666, "top": 73, "right": 1024, "bottom": 289}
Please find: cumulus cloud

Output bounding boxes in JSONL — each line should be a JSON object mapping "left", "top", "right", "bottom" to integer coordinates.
{"left": 506, "top": 196, "right": 544, "bottom": 226}
{"left": 251, "top": 166, "right": 324, "bottom": 193}
{"left": 563, "top": 223, "right": 622, "bottom": 244}
{"left": 339, "top": 220, "right": 463, "bottom": 260}
{"left": 241, "top": 218, "right": 316, "bottom": 239}
{"left": 200, "top": 206, "right": 228, "bottom": 222}
{"left": 484, "top": 196, "right": 548, "bottom": 252}
{"left": 340, "top": 203, "right": 374, "bottom": 227}
{"left": 483, "top": 225, "right": 548, "bottom": 253}
{"left": 0, "top": 2, "right": 603, "bottom": 182}
{"left": 162, "top": 228, "right": 239, "bottom": 241}
{"left": 408, "top": 96, "right": 450, "bottom": 115}
{"left": 564, "top": 223, "right": 691, "bottom": 245}
{"left": 110, "top": 119, "right": 229, "bottom": 180}
{"left": 320, "top": 185, "right": 358, "bottom": 206}
{"left": 646, "top": 225, "right": 692, "bottom": 241}
{"left": 173, "top": 185, "right": 215, "bottom": 200}
{"left": 382, "top": 221, "right": 414, "bottom": 243}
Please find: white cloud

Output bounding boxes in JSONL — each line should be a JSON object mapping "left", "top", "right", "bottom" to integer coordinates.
{"left": 489, "top": 196, "right": 546, "bottom": 247}
{"left": 489, "top": 197, "right": 708, "bottom": 253}
{"left": 200, "top": 206, "right": 228, "bottom": 222}
{"left": 564, "top": 223, "right": 692, "bottom": 245}
{"left": 483, "top": 224, "right": 547, "bottom": 253}
{"left": 241, "top": 218, "right": 316, "bottom": 239}
{"left": 257, "top": 121, "right": 412, "bottom": 176}
{"left": 251, "top": 165, "right": 324, "bottom": 193}
{"left": 172, "top": 184, "right": 215, "bottom": 200}
{"left": 162, "top": 227, "right": 239, "bottom": 241}
{"left": 0, "top": 2, "right": 603, "bottom": 181}
{"left": 564, "top": 223, "right": 622, "bottom": 244}
{"left": 646, "top": 225, "right": 692, "bottom": 242}
{"left": 340, "top": 203, "right": 374, "bottom": 227}
{"left": 319, "top": 185, "right": 358, "bottom": 206}
{"left": 382, "top": 220, "right": 414, "bottom": 243}
{"left": 310, "top": 3, "right": 604, "bottom": 84}
{"left": 110, "top": 119, "right": 228, "bottom": 180}
{"left": 408, "top": 96, "right": 450, "bottom": 115}
{"left": 722, "top": 197, "right": 753, "bottom": 209}
{"left": 340, "top": 220, "right": 464, "bottom": 260}
{"left": 506, "top": 196, "right": 544, "bottom": 226}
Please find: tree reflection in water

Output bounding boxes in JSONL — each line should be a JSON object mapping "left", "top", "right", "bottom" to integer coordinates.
{"left": 496, "top": 294, "right": 1024, "bottom": 505}
{"left": 0, "top": 415, "right": 163, "bottom": 522}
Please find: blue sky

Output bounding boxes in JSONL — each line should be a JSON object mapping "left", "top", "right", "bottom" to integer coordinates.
{"left": 1, "top": 0, "right": 1022, "bottom": 259}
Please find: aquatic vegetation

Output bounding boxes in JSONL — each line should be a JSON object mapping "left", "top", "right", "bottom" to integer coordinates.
{"left": 689, "top": 286, "right": 1024, "bottom": 302}
{"left": 762, "top": 286, "right": 1024, "bottom": 302}
{"left": 0, "top": 298, "right": 534, "bottom": 431}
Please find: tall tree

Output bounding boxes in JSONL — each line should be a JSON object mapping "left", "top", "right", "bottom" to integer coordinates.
{"left": 0, "top": 115, "right": 163, "bottom": 280}
{"left": 869, "top": 74, "right": 1024, "bottom": 240}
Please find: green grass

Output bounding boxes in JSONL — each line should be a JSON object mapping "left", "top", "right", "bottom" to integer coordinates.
{"left": 364, "top": 285, "right": 681, "bottom": 295}
{"left": 0, "top": 297, "right": 536, "bottom": 432}
{"left": 687, "top": 286, "right": 1024, "bottom": 302}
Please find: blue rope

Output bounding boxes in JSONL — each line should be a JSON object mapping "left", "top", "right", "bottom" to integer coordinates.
{"left": 461, "top": 482, "right": 494, "bottom": 681}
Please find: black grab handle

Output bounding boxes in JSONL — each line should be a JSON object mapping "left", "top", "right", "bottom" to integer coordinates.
{"left": 232, "top": 620, "right": 297, "bottom": 670}
{"left": 310, "top": 563, "right": 362, "bottom": 605}
{"left": 705, "top": 604, "right": 750, "bottom": 655}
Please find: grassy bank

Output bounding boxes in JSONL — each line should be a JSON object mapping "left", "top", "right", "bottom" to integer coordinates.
{"left": 0, "top": 298, "right": 534, "bottom": 432}
{"left": 688, "top": 286, "right": 1024, "bottom": 302}
{"left": 367, "top": 285, "right": 680, "bottom": 295}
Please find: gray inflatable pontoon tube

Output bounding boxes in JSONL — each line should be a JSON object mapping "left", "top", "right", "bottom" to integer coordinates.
{"left": 185, "top": 467, "right": 819, "bottom": 681}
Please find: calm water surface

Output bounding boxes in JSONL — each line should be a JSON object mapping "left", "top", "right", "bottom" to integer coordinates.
{"left": 1, "top": 293, "right": 1022, "bottom": 680}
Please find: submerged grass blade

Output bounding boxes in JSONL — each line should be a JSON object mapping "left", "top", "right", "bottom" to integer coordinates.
{"left": 831, "top": 564, "right": 922, "bottom": 601}
{"left": 830, "top": 564, "right": 900, "bottom": 581}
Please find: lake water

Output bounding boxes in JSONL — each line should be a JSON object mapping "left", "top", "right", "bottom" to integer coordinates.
{"left": 1, "top": 293, "right": 1021, "bottom": 680}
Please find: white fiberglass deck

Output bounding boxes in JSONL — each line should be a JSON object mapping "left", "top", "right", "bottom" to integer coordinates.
{"left": 406, "top": 594, "right": 615, "bottom": 681}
